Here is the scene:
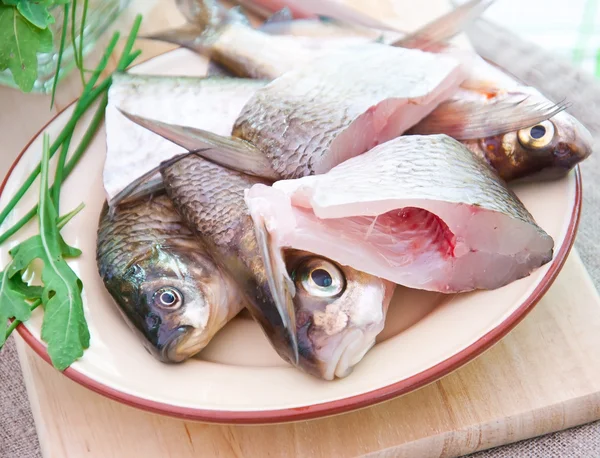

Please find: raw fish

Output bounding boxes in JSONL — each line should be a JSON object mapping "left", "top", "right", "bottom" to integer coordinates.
{"left": 245, "top": 134, "right": 554, "bottom": 293}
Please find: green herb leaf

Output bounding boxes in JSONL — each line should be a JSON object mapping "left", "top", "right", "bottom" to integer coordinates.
{"left": 7, "top": 274, "right": 43, "bottom": 299}
{"left": 15, "top": 0, "right": 55, "bottom": 29}
{"left": 38, "top": 134, "right": 89, "bottom": 370}
{"left": 0, "top": 266, "right": 35, "bottom": 346}
{"left": 0, "top": 200, "right": 84, "bottom": 348}
{"left": 0, "top": 5, "right": 53, "bottom": 92}
{"left": 7, "top": 135, "right": 89, "bottom": 370}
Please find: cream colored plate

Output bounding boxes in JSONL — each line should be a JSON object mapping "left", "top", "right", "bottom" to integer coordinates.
{"left": 1, "top": 49, "right": 579, "bottom": 423}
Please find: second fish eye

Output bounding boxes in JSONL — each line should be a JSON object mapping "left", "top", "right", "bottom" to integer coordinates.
{"left": 153, "top": 287, "right": 183, "bottom": 309}
{"left": 518, "top": 120, "right": 555, "bottom": 149}
{"left": 295, "top": 258, "right": 345, "bottom": 298}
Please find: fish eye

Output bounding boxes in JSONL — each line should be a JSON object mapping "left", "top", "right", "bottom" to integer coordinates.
{"left": 518, "top": 120, "right": 555, "bottom": 149}
{"left": 294, "top": 258, "right": 345, "bottom": 298}
{"left": 153, "top": 287, "right": 183, "bottom": 310}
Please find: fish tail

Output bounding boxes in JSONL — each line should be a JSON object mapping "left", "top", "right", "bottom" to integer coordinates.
{"left": 391, "top": 0, "right": 495, "bottom": 51}
{"left": 140, "top": 1, "right": 249, "bottom": 55}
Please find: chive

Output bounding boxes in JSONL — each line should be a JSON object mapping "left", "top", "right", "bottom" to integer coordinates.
{"left": 62, "top": 94, "right": 109, "bottom": 177}
{"left": 0, "top": 94, "right": 107, "bottom": 245}
{"left": 78, "top": 0, "right": 89, "bottom": 80}
{"left": 0, "top": 87, "right": 103, "bottom": 229}
{"left": 5, "top": 299, "right": 42, "bottom": 342}
{"left": 78, "top": 32, "right": 121, "bottom": 107}
{"left": 0, "top": 49, "right": 140, "bottom": 244}
{"left": 50, "top": 3, "right": 70, "bottom": 110}
{"left": 0, "top": 16, "right": 143, "bottom": 241}
{"left": 0, "top": 32, "right": 121, "bottom": 228}
{"left": 71, "top": 0, "right": 85, "bottom": 86}
{"left": 57, "top": 203, "right": 85, "bottom": 230}
{"left": 116, "top": 15, "right": 143, "bottom": 70}
{"left": 52, "top": 134, "right": 72, "bottom": 214}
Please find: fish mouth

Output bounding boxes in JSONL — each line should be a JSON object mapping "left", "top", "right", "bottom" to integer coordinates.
{"left": 160, "top": 325, "right": 194, "bottom": 363}
{"left": 321, "top": 330, "right": 375, "bottom": 380}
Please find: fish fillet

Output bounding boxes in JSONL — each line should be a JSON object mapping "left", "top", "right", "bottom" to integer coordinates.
{"left": 233, "top": 42, "right": 466, "bottom": 179}
{"left": 245, "top": 134, "right": 554, "bottom": 292}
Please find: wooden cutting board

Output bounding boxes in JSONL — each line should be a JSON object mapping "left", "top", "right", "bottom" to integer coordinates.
{"left": 13, "top": 250, "right": 600, "bottom": 458}
{"left": 5, "top": 0, "right": 600, "bottom": 457}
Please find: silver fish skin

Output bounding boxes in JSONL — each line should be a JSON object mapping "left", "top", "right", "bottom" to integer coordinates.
{"left": 161, "top": 155, "right": 300, "bottom": 368}
{"left": 200, "top": 0, "right": 589, "bottom": 182}
{"left": 160, "top": 154, "right": 395, "bottom": 380}
{"left": 232, "top": 42, "right": 465, "bottom": 179}
{"left": 246, "top": 134, "right": 555, "bottom": 293}
{"left": 96, "top": 192, "right": 245, "bottom": 363}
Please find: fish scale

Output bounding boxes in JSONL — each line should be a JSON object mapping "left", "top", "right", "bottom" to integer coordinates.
{"left": 247, "top": 134, "right": 554, "bottom": 292}
{"left": 321, "top": 135, "right": 537, "bottom": 225}
{"left": 97, "top": 195, "right": 197, "bottom": 280}
{"left": 161, "top": 156, "right": 268, "bottom": 248}
{"left": 233, "top": 42, "right": 465, "bottom": 178}
{"left": 96, "top": 193, "right": 245, "bottom": 363}
{"left": 159, "top": 154, "right": 395, "bottom": 380}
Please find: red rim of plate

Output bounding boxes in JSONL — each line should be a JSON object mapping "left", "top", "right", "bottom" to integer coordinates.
{"left": 5, "top": 68, "right": 581, "bottom": 426}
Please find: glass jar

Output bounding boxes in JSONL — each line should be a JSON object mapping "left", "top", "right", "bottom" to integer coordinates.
{"left": 0, "top": 0, "right": 131, "bottom": 93}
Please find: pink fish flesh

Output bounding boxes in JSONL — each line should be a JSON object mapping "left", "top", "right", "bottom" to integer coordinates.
{"left": 245, "top": 134, "right": 554, "bottom": 293}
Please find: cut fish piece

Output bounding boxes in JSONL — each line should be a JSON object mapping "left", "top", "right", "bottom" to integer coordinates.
{"left": 245, "top": 134, "right": 554, "bottom": 293}
{"left": 233, "top": 42, "right": 466, "bottom": 179}
{"left": 104, "top": 73, "right": 267, "bottom": 201}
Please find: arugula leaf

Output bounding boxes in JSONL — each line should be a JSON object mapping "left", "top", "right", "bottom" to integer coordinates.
{"left": 7, "top": 274, "right": 43, "bottom": 299}
{"left": 2, "top": 0, "right": 55, "bottom": 29}
{"left": 0, "top": 5, "right": 53, "bottom": 91}
{"left": 6, "top": 135, "right": 89, "bottom": 370}
{"left": 0, "top": 201, "right": 84, "bottom": 348}
{"left": 0, "top": 266, "right": 35, "bottom": 346}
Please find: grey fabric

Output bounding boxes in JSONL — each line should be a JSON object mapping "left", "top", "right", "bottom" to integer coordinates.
{"left": 468, "top": 421, "right": 600, "bottom": 458}
{"left": 0, "top": 337, "right": 42, "bottom": 458}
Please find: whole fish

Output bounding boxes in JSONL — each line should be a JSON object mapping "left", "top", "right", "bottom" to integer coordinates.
{"left": 109, "top": 81, "right": 396, "bottom": 380}
{"left": 96, "top": 192, "right": 246, "bottom": 363}
{"left": 145, "top": 0, "right": 583, "bottom": 181}
{"left": 158, "top": 153, "right": 395, "bottom": 380}
{"left": 146, "top": 0, "right": 469, "bottom": 80}
{"left": 245, "top": 134, "right": 554, "bottom": 292}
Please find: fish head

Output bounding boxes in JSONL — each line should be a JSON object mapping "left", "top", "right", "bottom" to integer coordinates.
{"left": 285, "top": 250, "right": 395, "bottom": 380}
{"left": 483, "top": 109, "right": 593, "bottom": 181}
{"left": 108, "top": 239, "right": 225, "bottom": 363}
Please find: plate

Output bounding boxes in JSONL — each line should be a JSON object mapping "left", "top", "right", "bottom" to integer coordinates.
{"left": 2, "top": 48, "right": 581, "bottom": 424}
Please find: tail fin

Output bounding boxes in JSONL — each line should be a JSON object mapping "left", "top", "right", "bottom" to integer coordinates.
{"left": 391, "top": 0, "right": 496, "bottom": 51}
{"left": 141, "top": 0, "right": 249, "bottom": 55}
{"left": 118, "top": 109, "right": 280, "bottom": 180}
